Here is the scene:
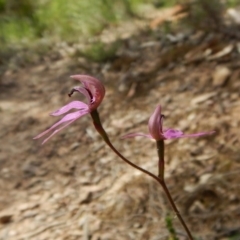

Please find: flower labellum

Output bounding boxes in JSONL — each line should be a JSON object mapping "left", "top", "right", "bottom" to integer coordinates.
{"left": 34, "top": 75, "right": 105, "bottom": 144}
{"left": 122, "top": 105, "right": 214, "bottom": 140}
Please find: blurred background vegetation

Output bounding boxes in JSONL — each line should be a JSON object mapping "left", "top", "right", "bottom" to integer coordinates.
{"left": 0, "top": 0, "right": 177, "bottom": 44}
{"left": 0, "top": 0, "right": 239, "bottom": 61}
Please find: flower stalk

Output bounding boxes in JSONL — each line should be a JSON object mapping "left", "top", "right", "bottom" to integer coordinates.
{"left": 156, "top": 140, "right": 164, "bottom": 180}
{"left": 91, "top": 109, "right": 194, "bottom": 240}
{"left": 90, "top": 110, "right": 160, "bottom": 183}
{"left": 156, "top": 140, "right": 193, "bottom": 240}
{"left": 161, "top": 180, "right": 193, "bottom": 240}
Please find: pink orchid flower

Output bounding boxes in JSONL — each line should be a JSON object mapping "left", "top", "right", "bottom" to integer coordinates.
{"left": 34, "top": 75, "right": 105, "bottom": 144}
{"left": 122, "top": 105, "right": 214, "bottom": 140}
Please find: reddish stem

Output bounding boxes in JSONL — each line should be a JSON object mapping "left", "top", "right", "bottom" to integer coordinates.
{"left": 90, "top": 110, "right": 160, "bottom": 182}
{"left": 90, "top": 110, "right": 194, "bottom": 240}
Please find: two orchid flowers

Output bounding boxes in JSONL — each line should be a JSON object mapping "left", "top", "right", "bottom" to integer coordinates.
{"left": 34, "top": 75, "right": 213, "bottom": 143}
{"left": 34, "top": 75, "right": 214, "bottom": 240}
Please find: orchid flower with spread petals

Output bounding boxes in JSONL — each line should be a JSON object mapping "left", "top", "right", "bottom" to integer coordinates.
{"left": 34, "top": 75, "right": 105, "bottom": 144}
{"left": 123, "top": 105, "right": 214, "bottom": 140}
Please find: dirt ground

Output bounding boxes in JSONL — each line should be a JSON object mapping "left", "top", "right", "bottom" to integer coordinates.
{"left": 1, "top": 11, "right": 240, "bottom": 240}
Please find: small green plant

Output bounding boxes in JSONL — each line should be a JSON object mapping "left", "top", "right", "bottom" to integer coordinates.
{"left": 165, "top": 213, "right": 179, "bottom": 240}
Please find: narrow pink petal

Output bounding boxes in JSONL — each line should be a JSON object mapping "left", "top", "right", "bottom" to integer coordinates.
{"left": 34, "top": 110, "right": 89, "bottom": 140}
{"left": 121, "top": 133, "right": 152, "bottom": 139}
{"left": 51, "top": 101, "right": 88, "bottom": 116}
{"left": 163, "top": 129, "right": 215, "bottom": 139}
{"left": 41, "top": 119, "right": 76, "bottom": 144}
{"left": 176, "top": 131, "right": 215, "bottom": 138}
{"left": 163, "top": 129, "right": 184, "bottom": 139}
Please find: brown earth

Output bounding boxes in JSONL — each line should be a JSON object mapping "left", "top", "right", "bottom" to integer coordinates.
{"left": 1, "top": 13, "right": 240, "bottom": 240}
